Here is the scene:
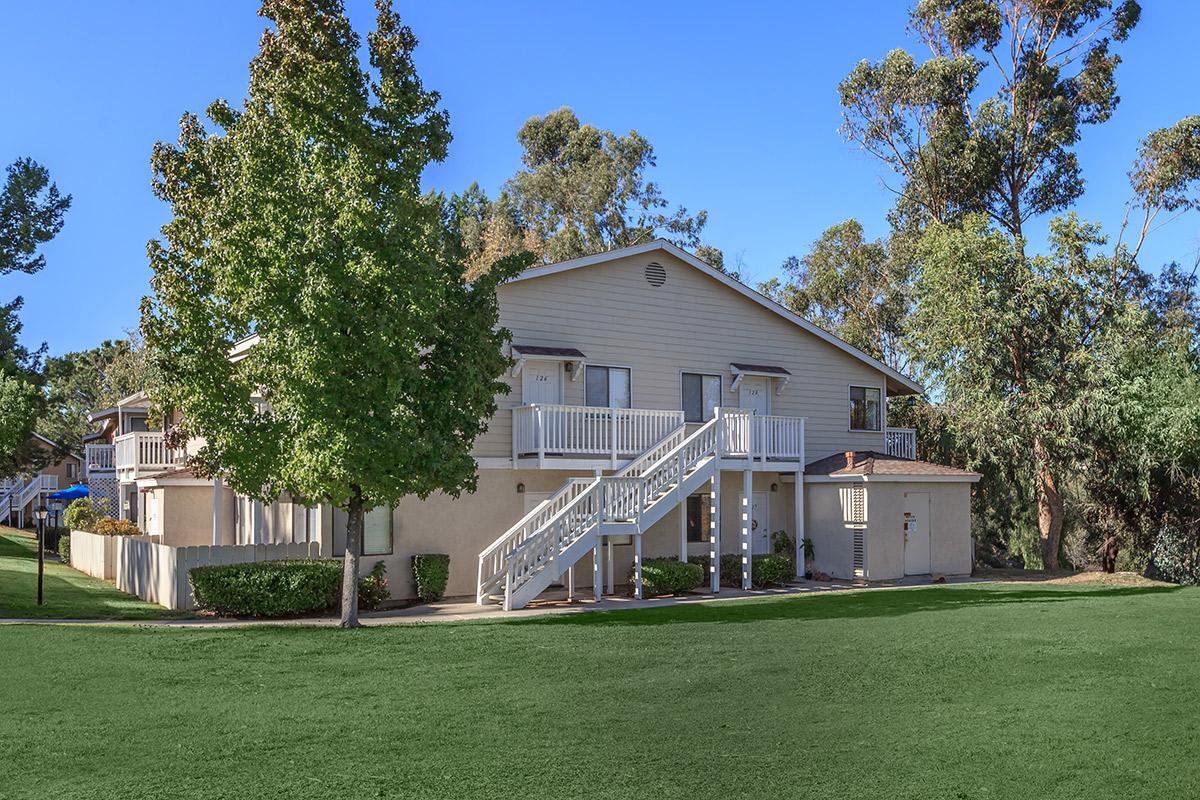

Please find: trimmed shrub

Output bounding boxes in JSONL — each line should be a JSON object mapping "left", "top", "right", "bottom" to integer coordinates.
{"left": 64, "top": 498, "right": 100, "bottom": 532}
{"left": 412, "top": 554, "right": 450, "bottom": 602}
{"left": 635, "top": 558, "right": 704, "bottom": 596}
{"left": 752, "top": 553, "right": 796, "bottom": 586}
{"left": 190, "top": 560, "right": 341, "bottom": 617}
{"left": 687, "top": 552, "right": 795, "bottom": 588}
{"left": 92, "top": 517, "right": 141, "bottom": 536}
{"left": 359, "top": 561, "right": 390, "bottom": 611}
{"left": 57, "top": 529, "right": 71, "bottom": 563}
{"left": 41, "top": 526, "right": 68, "bottom": 553}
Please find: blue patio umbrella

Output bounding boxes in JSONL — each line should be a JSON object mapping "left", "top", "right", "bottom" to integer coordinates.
{"left": 48, "top": 484, "right": 89, "bottom": 501}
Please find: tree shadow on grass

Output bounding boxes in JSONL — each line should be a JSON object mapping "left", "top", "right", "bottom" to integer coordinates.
{"left": 505, "top": 584, "right": 1182, "bottom": 628}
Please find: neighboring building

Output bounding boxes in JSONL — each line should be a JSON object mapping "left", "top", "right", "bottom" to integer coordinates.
{"left": 94, "top": 241, "right": 980, "bottom": 608}
{"left": 81, "top": 391, "right": 183, "bottom": 523}
{"left": 0, "top": 432, "right": 81, "bottom": 527}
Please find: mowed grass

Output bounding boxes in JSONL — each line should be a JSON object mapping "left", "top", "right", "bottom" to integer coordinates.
{"left": 3, "top": 583, "right": 1200, "bottom": 799}
{"left": 0, "top": 528, "right": 182, "bottom": 620}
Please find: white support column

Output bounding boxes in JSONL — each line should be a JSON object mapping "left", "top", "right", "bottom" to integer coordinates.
{"left": 741, "top": 469, "right": 752, "bottom": 590}
{"left": 710, "top": 471, "right": 721, "bottom": 593}
{"left": 794, "top": 468, "right": 805, "bottom": 579}
{"left": 606, "top": 538, "right": 614, "bottom": 594}
{"left": 567, "top": 564, "right": 575, "bottom": 601}
{"left": 633, "top": 535, "right": 643, "bottom": 599}
{"left": 593, "top": 544, "right": 602, "bottom": 602}
{"left": 212, "top": 478, "right": 223, "bottom": 546}
{"left": 679, "top": 501, "right": 687, "bottom": 562}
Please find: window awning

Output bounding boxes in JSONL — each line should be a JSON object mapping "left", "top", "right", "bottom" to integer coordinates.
{"left": 730, "top": 362, "right": 792, "bottom": 394}
{"left": 510, "top": 344, "right": 587, "bottom": 380}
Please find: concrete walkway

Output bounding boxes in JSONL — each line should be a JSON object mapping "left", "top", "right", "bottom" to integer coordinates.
{"left": 0, "top": 574, "right": 989, "bottom": 628}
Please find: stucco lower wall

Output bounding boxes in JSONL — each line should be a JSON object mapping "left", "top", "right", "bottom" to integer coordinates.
{"left": 805, "top": 480, "right": 974, "bottom": 580}
{"left": 866, "top": 482, "right": 974, "bottom": 579}
{"left": 151, "top": 484, "right": 237, "bottom": 547}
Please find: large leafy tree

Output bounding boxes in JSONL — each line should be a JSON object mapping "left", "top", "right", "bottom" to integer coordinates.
{"left": 0, "top": 157, "right": 71, "bottom": 476}
{"left": 835, "top": 1, "right": 1200, "bottom": 569}
{"left": 759, "top": 219, "right": 912, "bottom": 372}
{"left": 452, "top": 107, "right": 723, "bottom": 272}
{"left": 143, "top": 0, "right": 522, "bottom": 627}
{"left": 41, "top": 335, "right": 151, "bottom": 449}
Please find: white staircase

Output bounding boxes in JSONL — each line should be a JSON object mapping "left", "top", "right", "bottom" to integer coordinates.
{"left": 0, "top": 474, "right": 58, "bottom": 527}
{"left": 478, "top": 413, "right": 727, "bottom": 610}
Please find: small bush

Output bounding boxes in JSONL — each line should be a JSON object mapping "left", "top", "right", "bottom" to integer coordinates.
{"left": 92, "top": 517, "right": 141, "bottom": 536}
{"left": 64, "top": 498, "right": 100, "bottom": 532}
{"left": 687, "top": 552, "right": 794, "bottom": 587}
{"left": 359, "top": 561, "right": 390, "bottom": 611}
{"left": 752, "top": 553, "right": 796, "bottom": 586}
{"left": 771, "top": 529, "right": 795, "bottom": 556}
{"left": 412, "top": 554, "right": 450, "bottom": 602}
{"left": 41, "top": 526, "right": 68, "bottom": 553}
{"left": 634, "top": 558, "right": 704, "bottom": 596}
{"left": 1148, "top": 526, "right": 1198, "bottom": 585}
{"left": 57, "top": 530, "right": 71, "bottom": 563}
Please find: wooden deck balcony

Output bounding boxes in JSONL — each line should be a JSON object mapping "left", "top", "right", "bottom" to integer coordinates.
{"left": 114, "top": 432, "right": 184, "bottom": 482}
{"left": 512, "top": 404, "right": 806, "bottom": 469}
{"left": 84, "top": 443, "right": 115, "bottom": 477}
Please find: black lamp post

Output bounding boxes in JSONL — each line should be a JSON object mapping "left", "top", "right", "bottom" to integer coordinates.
{"left": 34, "top": 505, "right": 48, "bottom": 606}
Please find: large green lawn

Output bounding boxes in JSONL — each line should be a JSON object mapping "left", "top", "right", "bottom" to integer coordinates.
{"left": 2, "top": 582, "right": 1198, "bottom": 799}
{"left": 0, "top": 529, "right": 181, "bottom": 620}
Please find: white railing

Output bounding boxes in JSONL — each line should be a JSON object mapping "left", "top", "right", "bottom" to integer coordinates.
{"left": 85, "top": 443, "right": 115, "bottom": 473}
{"left": 512, "top": 405, "right": 685, "bottom": 466}
{"left": 114, "top": 432, "right": 182, "bottom": 477}
{"left": 717, "top": 408, "right": 805, "bottom": 462}
{"left": 476, "top": 478, "right": 594, "bottom": 600}
{"left": 885, "top": 427, "right": 917, "bottom": 460}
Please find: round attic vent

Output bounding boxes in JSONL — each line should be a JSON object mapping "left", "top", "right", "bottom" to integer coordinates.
{"left": 644, "top": 262, "right": 667, "bottom": 287}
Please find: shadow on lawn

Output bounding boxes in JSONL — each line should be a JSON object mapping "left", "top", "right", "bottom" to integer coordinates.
{"left": 509, "top": 584, "right": 1181, "bottom": 628}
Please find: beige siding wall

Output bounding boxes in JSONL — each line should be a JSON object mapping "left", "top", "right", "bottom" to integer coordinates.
{"left": 476, "top": 251, "right": 893, "bottom": 462}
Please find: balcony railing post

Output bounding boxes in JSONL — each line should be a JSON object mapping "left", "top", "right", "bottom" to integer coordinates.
{"left": 611, "top": 408, "right": 618, "bottom": 469}
{"left": 537, "top": 406, "right": 545, "bottom": 469}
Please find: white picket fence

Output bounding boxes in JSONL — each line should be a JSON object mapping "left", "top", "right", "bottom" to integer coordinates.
{"left": 70, "top": 529, "right": 319, "bottom": 611}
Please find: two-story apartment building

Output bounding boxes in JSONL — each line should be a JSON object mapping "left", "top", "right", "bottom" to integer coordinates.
{"left": 114, "top": 241, "right": 979, "bottom": 610}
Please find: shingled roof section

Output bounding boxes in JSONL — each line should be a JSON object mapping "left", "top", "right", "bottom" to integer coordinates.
{"left": 805, "top": 450, "right": 981, "bottom": 479}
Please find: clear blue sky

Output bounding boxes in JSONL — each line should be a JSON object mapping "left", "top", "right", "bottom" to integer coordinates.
{"left": 3, "top": 1, "right": 1198, "bottom": 357}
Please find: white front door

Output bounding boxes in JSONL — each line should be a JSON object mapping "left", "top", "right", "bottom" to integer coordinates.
{"left": 739, "top": 376, "right": 770, "bottom": 415}
{"left": 522, "top": 361, "right": 562, "bottom": 406}
{"left": 903, "top": 492, "right": 931, "bottom": 575}
{"left": 739, "top": 491, "right": 771, "bottom": 554}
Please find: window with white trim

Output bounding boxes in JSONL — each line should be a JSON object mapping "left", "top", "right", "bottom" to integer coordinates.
{"left": 681, "top": 372, "right": 721, "bottom": 423}
{"left": 362, "top": 505, "right": 393, "bottom": 555}
{"left": 585, "top": 366, "right": 631, "bottom": 408}
{"left": 849, "top": 386, "right": 882, "bottom": 431}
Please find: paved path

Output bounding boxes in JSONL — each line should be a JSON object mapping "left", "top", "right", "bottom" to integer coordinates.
{"left": 0, "top": 575, "right": 990, "bottom": 628}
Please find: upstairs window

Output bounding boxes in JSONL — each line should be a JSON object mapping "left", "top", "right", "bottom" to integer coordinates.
{"left": 585, "top": 366, "right": 631, "bottom": 408}
{"left": 681, "top": 372, "right": 721, "bottom": 423}
{"left": 849, "top": 386, "right": 882, "bottom": 431}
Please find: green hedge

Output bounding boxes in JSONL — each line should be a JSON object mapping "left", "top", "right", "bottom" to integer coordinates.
{"left": 412, "top": 554, "right": 450, "bottom": 602}
{"left": 687, "top": 553, "right": 795, "bottom": 588}
{"left": 634, "top": 558, "right": 704, "bottom": 596}
{"left": 57, "top": 530, "right": 71, "bottom": 563}
{"left": 189, "top": 559, "right": 390, "bottom": 617}
{"left": 64, "top": 498, "right": 100, "bottom": 533}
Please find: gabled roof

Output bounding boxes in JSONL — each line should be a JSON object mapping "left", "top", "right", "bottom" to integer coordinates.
{"left": 507, "top": 240, "right": 923, "bottom": 395}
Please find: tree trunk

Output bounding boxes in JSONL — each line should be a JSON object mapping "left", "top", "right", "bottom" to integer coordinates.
{"left": 1037, "top": 466, "right": 1063, "bottom": 571}
{"left": 1101, "top": 538, "right": 1119, "bottom": 574}
{"left": 340, "top": 489, "right": 364, "bottom": 629}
